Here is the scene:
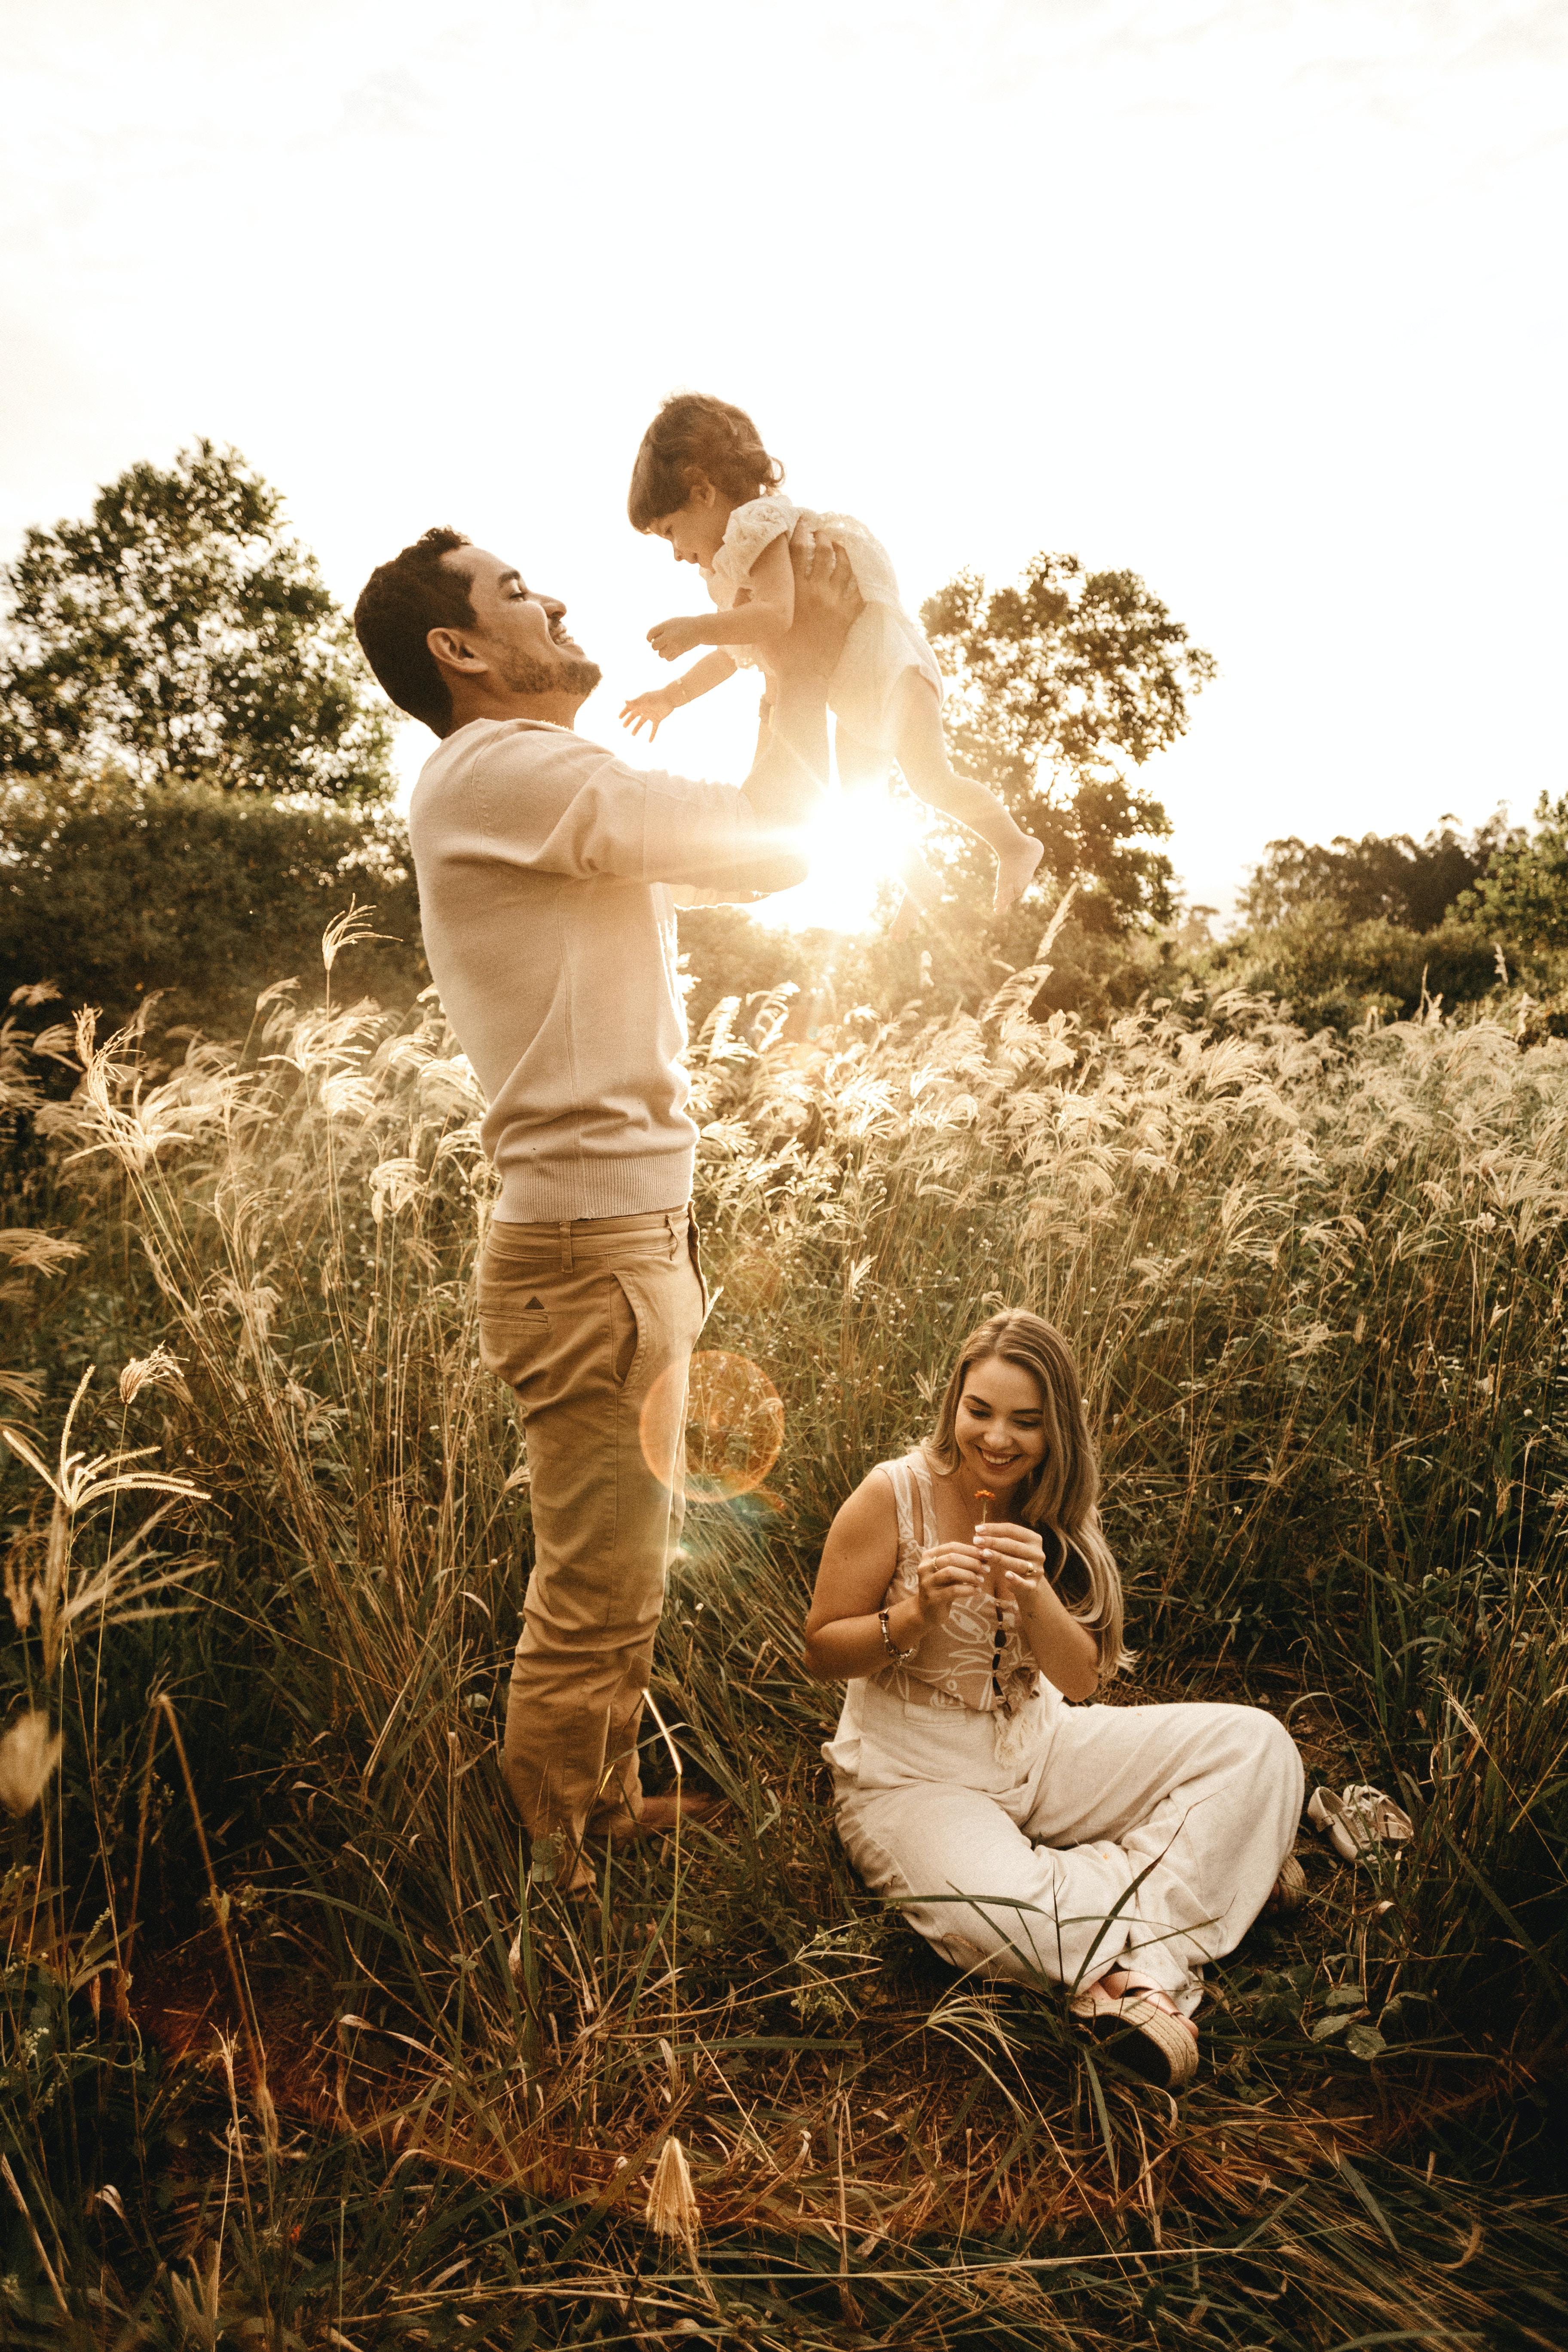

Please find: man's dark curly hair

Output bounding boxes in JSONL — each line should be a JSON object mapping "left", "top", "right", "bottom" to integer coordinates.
{"left": 354, "top": 527, "right": 475, "bottom": 735}
{"left": 628, "top": 393, "right": 784, "bottom": 532}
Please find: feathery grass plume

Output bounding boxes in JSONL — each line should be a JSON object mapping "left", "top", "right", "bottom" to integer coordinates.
{"left": 321, "top": 896, "right": 392, "bottom": 981}
{"left": 0, "top": 1709, "right": 62, "bottom": 1816}
{"left": 119, "top": 1345, "right": 192, "bottom": 1406}
{"left": 645, "top": 2135, "right": 700, "bottom": 2239}
{"left": 168, "top": 2239, "right": 222, "bottom": 2349}
{"left": 0, "top": 1227, "right": 86, "bottom": 1277}
{"left": 0, "top": 1369, "right": 207, "bottom": 1675}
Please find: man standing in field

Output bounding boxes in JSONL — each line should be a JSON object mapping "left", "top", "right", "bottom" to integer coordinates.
{"left": 353, "top": 528, "right": 858, "bottom": 1892}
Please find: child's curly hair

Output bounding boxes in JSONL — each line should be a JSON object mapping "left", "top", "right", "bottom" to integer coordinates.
{"left": 628, "top": 393, "right": 784, "bottom": 531}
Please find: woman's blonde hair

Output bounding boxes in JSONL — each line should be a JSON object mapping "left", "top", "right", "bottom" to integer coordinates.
{"left": 925, "top": 1310, "right": 1128, "bottom": 1672}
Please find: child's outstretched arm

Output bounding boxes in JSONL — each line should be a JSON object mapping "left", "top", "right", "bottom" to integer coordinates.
{"left": 621, "top": 651, "right": 737, "bottom": 740}
{"left": 648, "top": 531, "right": 796, "bottom": 661}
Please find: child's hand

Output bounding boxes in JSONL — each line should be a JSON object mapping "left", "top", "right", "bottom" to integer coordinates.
{"left": 621, "top": 687, "right": 678, "bottom": 741}
{"left": 647, "top": 615, "right": 707, "bottom": 662}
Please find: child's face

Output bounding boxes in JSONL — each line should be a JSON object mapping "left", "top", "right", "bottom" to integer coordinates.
{"left": 954, "top": 1359, "right": 1047, "bottom": 1498}
{"left": 649, "top": 474, "right": 730, "bottom": 569}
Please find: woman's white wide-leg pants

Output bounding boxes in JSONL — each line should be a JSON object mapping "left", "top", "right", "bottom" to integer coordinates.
{"left": 830, "top": 1681, "right": 1304, "bottom": 2017}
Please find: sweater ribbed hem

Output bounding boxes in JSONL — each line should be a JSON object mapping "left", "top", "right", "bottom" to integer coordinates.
{"left": 493, "top": 1145, "right": 694, "bottom": 1225}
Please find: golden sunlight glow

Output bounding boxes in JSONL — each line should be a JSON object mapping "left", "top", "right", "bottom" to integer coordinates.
{"left": 754, "top": 785, "right": 927, "bottom": 937}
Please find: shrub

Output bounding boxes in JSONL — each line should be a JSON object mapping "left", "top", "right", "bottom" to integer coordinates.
{"left": 1210, "top": 905, "right": 1502, "bottom": 1029}
{"left": 0, "top": 770, "right": 425, "bottom": 1032}
{"left": 1240, "top": 818, "right": 1507, "bottom": 931}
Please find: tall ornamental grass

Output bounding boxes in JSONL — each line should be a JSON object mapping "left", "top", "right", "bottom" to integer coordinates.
{"left": 0, "top": 932, "right": 1564, "bottom": 2348}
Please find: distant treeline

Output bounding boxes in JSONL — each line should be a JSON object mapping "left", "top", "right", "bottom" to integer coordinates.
{"left": 2, "top": 442, "right": 1565, "bottom": 1042}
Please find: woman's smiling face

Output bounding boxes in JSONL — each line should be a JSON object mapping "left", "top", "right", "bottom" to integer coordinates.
{"left": 953, "top": 1356, "right": 1047, "bottom": 1495}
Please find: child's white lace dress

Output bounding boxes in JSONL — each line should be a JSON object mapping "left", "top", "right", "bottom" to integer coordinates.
{"left": 705, "top": 495, "right": 944, "bottom": 759}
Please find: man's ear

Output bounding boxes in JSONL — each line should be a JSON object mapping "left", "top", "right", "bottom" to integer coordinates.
{"left": 427, "top": 625, "right": 487, "bottom": 676}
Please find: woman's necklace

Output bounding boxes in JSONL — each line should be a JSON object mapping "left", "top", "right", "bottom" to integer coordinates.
{"left": 974, "top": 1485, "right": 1007, "bottom": 1701}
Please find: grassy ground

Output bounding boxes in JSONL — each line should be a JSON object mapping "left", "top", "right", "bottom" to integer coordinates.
{"left": 1, "top": 935, "right": 1565, "bottom": 2347}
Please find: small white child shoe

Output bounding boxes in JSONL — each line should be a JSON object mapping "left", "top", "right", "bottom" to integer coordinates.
{"left": 1306, "top": 1784, "right": 1414, "bottom": 1862}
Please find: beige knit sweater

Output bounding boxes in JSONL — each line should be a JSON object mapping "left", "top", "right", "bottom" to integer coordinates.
{"left": 409, "top": 717, "right": 775, "bottom": 1222}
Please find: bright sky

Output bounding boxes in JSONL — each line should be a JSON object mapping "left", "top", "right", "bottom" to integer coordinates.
{"left": 3, "top": 0, "right": 1565, "bottom": 922}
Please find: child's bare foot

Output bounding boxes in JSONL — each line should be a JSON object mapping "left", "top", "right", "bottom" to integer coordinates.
{"left": 993, "top": 833, "right": 1044, "bottom": 917}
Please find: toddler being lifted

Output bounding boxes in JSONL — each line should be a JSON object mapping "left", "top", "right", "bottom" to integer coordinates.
{"left": 622, "top": 394, "right": 1043, "bottom": 918}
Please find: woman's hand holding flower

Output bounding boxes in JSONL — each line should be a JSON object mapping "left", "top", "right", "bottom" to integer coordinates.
{"left": 974, "top": 1521, "right": 1047, "bottom": 1620}
{"left": 911, "top": 1541, "right": 986, "bottom": 1632}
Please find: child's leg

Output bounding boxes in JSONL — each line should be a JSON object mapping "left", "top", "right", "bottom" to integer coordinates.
{"left": 892, "top": 671, "right": 1044, "bottom": 916}
{"left": 836, "top": 724, "right": 943, "bottom": 933}
{"left": 832, "top": 725, "right": 887, "bottom": 799}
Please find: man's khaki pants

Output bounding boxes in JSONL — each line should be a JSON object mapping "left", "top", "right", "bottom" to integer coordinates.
{"left": 478, "top": 1206, "right": 707, "bottom": 1883}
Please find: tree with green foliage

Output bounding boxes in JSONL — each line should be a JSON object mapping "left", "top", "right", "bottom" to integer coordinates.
{"left": 1241, "top": 817, "right": 1507, "bottom": 933}
{"left": 1457, "top": 793, "right": 1568, "bottom": 950}
{"left": 921, "top": 552, "right": 1216, "bottom": 929}
{"left": 0, "top": 441, "right": 392, "bottom": 804}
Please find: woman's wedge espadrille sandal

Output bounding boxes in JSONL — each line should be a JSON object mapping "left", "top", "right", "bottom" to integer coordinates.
{"left": 1263, "top": 1852, "right": 1308, "bottom": 1914}
{"left": 1069, "top": 1978, "right": 1199, "bottom": 2089}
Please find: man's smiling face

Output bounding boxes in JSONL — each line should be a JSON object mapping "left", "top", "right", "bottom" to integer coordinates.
{"left": 441, "top": 546, "right": 602, "bottom": 699}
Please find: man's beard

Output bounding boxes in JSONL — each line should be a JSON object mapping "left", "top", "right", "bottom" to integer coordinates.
{"left": 500, "top": 646, "right": 602, "bottom": 698}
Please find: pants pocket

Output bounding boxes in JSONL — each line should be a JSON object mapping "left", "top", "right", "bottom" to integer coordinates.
{"left": 478, "top": 1305, "right": 549, "bottom": 1387}
{"left": 609, "top": 1274, "right": 640, "bottom": 1387}
{"left": 687, "top": 1213, "right": 711, "bottom": 1321}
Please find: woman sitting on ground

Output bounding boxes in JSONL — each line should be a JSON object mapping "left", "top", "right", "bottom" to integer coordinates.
{"left": 802, "top": 1309, "right": 1305, "bottom": 2087}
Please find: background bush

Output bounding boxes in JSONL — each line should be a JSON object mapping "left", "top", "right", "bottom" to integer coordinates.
{"left": 0, "top": 770, "right": 425, "bottom": 1033}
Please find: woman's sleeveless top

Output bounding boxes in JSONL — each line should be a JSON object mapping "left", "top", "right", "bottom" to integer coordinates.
{"left": 872, "top": 1448, "right": 1042, "bottom": 1717}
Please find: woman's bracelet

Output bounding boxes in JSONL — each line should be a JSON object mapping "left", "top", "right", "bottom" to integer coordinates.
{"left": 878, "top": 1607, "right": 916, "bottom": 1664}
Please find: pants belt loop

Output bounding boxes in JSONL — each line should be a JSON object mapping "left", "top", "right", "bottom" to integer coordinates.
{"left": 559, "top": 1222, "right": 572, "bottom": 1274}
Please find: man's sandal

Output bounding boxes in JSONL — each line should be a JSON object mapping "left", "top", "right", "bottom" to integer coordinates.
{"left": 587, "top": 1792, "right": 728, "bottom": 1846}
{"left": 1307, "top": 1785, "right": 1413, "bottom": 1863}
{"left": 1069, "top": 1969, "right": 1199, "bottom": 2089}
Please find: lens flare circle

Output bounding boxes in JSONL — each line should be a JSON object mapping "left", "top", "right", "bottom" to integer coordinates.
{"left": 640, "top": 1350, "right": 784, "bottom": 1504}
